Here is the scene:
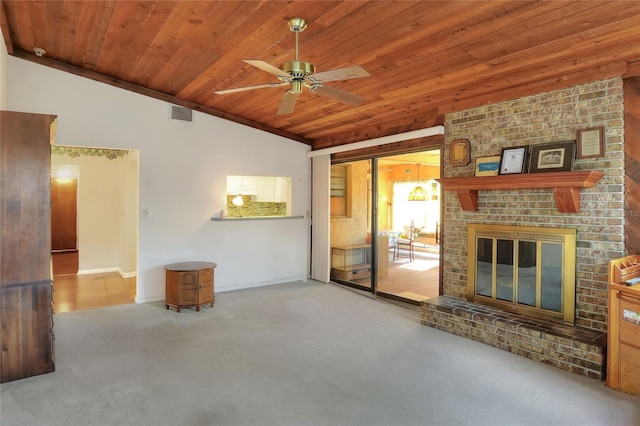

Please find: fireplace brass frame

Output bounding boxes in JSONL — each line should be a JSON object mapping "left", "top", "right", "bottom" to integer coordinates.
{"left": 467, "top": 224, "right": 576, "bottom": 324}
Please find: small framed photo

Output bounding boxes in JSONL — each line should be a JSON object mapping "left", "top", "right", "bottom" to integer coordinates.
{"left": 475, "top": 155, "right": 501, "bottom": 177}
{"left": 449, "top": 138, "right": 471, "bottom": 167}
{"left": 529, "top": 141, "right": 576, "bottom": 173}
{"left": 577, "top": 126, "right": 604, "bottom": 159}
{"left": 499, "top": 146, "right": 528, "bottom": 175}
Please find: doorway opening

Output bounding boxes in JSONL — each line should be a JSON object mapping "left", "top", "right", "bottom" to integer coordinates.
{"left": 329, "top": 149, "right": 441, "bottom": 303}
{"left": 51, "top": 165, "right": 79, "bottom": 276}
{"left": 51, "top": 146, "right": 138, "bottom": 313}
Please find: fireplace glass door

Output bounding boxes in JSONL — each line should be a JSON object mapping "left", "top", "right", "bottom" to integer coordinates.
{"left": 496, "top": 238, "right": 515, "bottom": 302}
{"left": 468, "top": 224, "right": 576, "bottom": 323}
{"left": 539, "top": 242, "right": 563, "bottom": 312}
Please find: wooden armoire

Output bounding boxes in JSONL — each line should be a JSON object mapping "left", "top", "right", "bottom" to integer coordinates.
{"left": 1, "top": 110, "right": 57, "bottom": 383}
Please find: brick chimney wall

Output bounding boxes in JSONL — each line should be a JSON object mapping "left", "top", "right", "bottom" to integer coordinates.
{"left": 441, "top": 77, "right": 625, "bottom": 332}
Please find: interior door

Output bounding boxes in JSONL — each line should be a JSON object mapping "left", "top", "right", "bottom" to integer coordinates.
{"left": 50, "top": 178, "right": 77, "bottom": 251}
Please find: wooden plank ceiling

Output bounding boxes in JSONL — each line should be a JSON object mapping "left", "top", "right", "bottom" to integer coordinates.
{"left": 2, "top": 1, "right": 640, "bottom": 150}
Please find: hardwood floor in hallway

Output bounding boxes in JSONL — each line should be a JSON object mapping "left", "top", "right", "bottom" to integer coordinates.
{"left": 53, "top": 272, "right": 136, "bottom": 313}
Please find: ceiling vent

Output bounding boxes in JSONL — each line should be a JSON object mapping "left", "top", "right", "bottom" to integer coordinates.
{"left": 170, "top": 105, "right": 193, "bottom": 122}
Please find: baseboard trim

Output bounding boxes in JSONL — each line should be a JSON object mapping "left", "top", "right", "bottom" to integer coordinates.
{"left": 136, "top": 295, "right": 164, "bottom": 304}
{"left": 77, "top": 267, "right": 118, "bottom": 275}
{"left": 118, "top": 268, "right": 137, "bottom": 278}
{"left": 135, "top": 276, "right": 309, "bottom": 305}
{"left": 215, "top": 275, "right": 308, "bottom": 293}
{"left": 78, "top": 267, "right": 137, "bottom": 278}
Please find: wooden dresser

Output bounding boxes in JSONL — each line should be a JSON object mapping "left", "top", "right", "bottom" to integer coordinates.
{"left": 607, "top": 255, "right": 640, "bottom": 395}
{"left": 165, "top": 261, "right": 216, "bottom": 312}
{"left": 1, "top": 111, "right": 57, "bottom": 383}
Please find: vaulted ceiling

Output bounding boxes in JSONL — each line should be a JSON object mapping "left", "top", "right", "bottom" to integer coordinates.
{"left": 2, "top": 1, "right": 640, "bottom": 150}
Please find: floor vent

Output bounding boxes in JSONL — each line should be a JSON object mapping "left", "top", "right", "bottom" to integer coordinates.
{"left": 170, "top": 105, "right": 193, "bottom": 122}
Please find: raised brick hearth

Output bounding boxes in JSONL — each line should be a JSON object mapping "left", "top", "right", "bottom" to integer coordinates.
{"left": 421, "top": 296, "right": 606, "bottom": 379}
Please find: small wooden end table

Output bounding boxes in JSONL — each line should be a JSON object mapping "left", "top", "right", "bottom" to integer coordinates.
{"left": 164, "top": 261, "right": 216, "bottom": 312}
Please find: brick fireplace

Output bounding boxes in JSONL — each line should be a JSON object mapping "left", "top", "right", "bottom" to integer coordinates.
{"left": 422, "top": 224, "right": 606, "bottom": 379}
{"left": 421, "top": 78, "right": 625, "bottom": 379}
{"left": 421, "top": 297, "right": 606, "bottom": 378}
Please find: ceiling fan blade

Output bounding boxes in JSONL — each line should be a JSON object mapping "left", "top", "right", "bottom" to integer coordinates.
{"left": 277, "top": 90, "right": 299, "bottom": 115}
{"left": 215, "top": 82, "right": 287, "bottom": 95}
{"left": 311, "top": 65, "right": 370, "bottom": 82}
{"left": 314, "top": 85, "right": 364, "bottom": 107}
{"left": 244, "top": 59, "right": 289, "bottom": 78}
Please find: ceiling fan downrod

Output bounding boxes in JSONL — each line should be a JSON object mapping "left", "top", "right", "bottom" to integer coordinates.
{"left": 280, "top": 18, "right": 314, "bottom": 80}
{"left": 288, "top": 17, "right": 307, "bottom": 61}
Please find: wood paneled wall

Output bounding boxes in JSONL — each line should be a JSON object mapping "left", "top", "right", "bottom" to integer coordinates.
{"left": 624, "top": 77, "right": 640, "bottom": 255}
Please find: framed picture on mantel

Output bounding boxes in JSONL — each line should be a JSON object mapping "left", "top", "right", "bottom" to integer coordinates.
{"left": 499, "top": 146, "right": 528, "bottom": 175}
{"left": 577, "top": 126, "right": 604, "bottom": 159}
{"left": 475, "top": 155, "right": 501, "bottom": 177}
{"left": 529, "top": 141, "right": 576, "bottom": 173}
{"left": 449, "top": 138, "right": 470, "bottom": 167}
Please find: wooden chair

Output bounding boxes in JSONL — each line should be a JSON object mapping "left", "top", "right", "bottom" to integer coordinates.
{"left": 393, "top": 225, "right": 415, "bottom": 262}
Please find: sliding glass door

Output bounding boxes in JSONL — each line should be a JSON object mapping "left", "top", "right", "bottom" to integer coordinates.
{"left": 375, "top": 152, "right": 441, "bottom": 302}
{"left": 329, "top": 159, "right": 374, "bottom": 291}
{"left": 329, "top": 150, "right": 442, "bottom": 303}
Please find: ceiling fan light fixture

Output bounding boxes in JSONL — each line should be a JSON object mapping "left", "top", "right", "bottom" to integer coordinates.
{"left": 291, "top": 80, "right": 303, "bottom": 95}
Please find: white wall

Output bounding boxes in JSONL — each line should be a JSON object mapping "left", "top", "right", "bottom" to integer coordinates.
{"left": 9, "top": 57, "right": 311, "bottom": 302}
{"left": 0, "top": 37, "right": 8, "bottom": 109}
{"left": 119, "top": 151, "right": 139, "bottom": 276}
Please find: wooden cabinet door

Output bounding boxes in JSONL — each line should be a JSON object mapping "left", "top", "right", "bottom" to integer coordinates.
{"left": 1, "top": 283, "right": 54, "bottom": 382}
{"left": 619, "top": 297, "right": 640, "bottom": 394}
{"left": 178, "top": 272, "right": 197, "bottom": 305}
{"left": 198, "top": 269, "right": 214, "bottom": 304}
{"left": 1, "top": 111, "right": 54, "bottom": 285}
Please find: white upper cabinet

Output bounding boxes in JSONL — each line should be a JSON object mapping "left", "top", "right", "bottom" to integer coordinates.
{"left": 227, "top": 175, "right": 257, "bottom": 195}
{"left": 256, "top": 176, "right": 276, "bottom": 201}
{"left": 227, "top": 176, "right": 291, "bottom": 204}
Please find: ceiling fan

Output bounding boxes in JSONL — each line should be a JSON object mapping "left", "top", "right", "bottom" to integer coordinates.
{"left": 215, "top": 17, "right": 370, "bottom": 115}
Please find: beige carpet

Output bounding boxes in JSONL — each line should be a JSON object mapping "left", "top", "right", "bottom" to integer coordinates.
{"left": 2, "top": 281, "right": 638, "bottom": 426}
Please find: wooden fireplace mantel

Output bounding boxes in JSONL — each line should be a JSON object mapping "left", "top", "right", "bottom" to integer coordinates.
{"left": 438, "top": 170, "right": 605, "bottom": 213}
